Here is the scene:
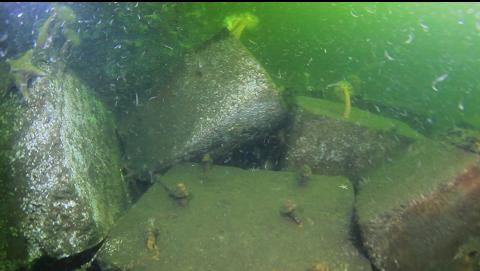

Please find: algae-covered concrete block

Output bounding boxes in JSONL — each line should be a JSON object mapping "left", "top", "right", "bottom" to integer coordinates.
{"left": 120, "top": 31, "right": 286, "bottom": 173}
{"left": 97, "top": 163, "right": 371, "bottom": 271}
{"left": 0, "top": 67, "right": 129, "bottom": 264}
{"left": 283, "top": 96, "right": 423, "bottom": 179}
{"left": 356, "top": 140, "right": 480, "bottom": 271}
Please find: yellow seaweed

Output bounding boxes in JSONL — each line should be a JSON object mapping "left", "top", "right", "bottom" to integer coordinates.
{"left": 333, "top": 80, "right": 353, "bottom": 119}
{"left": 223, "top": 13, "right": 259, "bottom": 39}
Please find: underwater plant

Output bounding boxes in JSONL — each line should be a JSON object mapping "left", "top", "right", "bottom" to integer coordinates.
{"left": 326, "top": 80, "right": 353, "bottom": 119}
{"left": 36, "top": 4, "right": 80, "bottom": 50}
{"left": 6, "top": 49, "right": 46, "bottom": 100}
{"left": 223, "top": 12, "right": 259, "bottom": 39}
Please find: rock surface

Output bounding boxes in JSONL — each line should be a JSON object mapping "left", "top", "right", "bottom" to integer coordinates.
{"left": 97, "top": 163, "right": 372, "bottom": 271}
{"left": 0, "top": 67, "right": 129, "bottom": 265}
{"left": 283, "top": 96, "right": 423, "bottom": 179}
{"left": 356, "top": 139, "right": 480, "bottom": 271}
{"left": 120, "top": 32, "right": 286, "bottom": 173}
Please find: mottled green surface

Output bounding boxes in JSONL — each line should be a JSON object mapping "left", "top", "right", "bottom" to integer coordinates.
{"left": 296, "top": 96, "right": 424, "bottom": 140}
{"left": 0, "top": 66, "right": 129, "bottom": 263}
{"left": 98, "top": 163, "right": 371, "bottom": 271}
{"left": 0, "top": 96, "right": 25, "bottom": 271}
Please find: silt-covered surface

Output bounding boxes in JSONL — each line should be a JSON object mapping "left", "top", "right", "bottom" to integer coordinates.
{"left": 97, "top": 163, "right": 371, "bottom": 271}
{"left": 283, "top": 96, "right": 421, "bottom": 179}
{"left": 120, "top": 32, "right": 286, "bottom": 173}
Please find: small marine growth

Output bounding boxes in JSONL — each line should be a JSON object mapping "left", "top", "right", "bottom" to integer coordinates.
{"left": 280, "top": 199, "right": 302, "bottom": 226}
{"left": 298, "top": 164, "right": 312, "bottom": 186}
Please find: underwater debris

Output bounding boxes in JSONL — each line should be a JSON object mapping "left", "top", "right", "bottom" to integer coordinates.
{"left": 405, "top": 32, "right": 414, "bottom": 44}
{"left": 384, "top": 49, "right": 395, "bottom": 61}
{"left": 432, "top": 73, "right": 448, "bottom": 92}
{"left": 223, "top": 12, "right": 259, "bottom": 39}
{"left": 280, "top": 200, "right": 302, "bottom": 226}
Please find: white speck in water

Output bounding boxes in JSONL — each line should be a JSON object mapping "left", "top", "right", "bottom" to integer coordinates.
{"left": 426, "top": 118, "right": 434, "bottom": 124}
{"left": 458, "top": 101, "right": 464, "bottom": 111}
{"left": 458, "top": 18, "right": 465, "bottom": 25}
{"left": 135, "top": 92, "right": 139, "bottom": 106}
{"left": 405, "top": 33, "right": 414, "bottom": 44}
{"left": 384, "top": 50, "right": 395, "bottom": 61}
{"left": 374, "top": 105, "right": 381, "bottom": 112}
{"left": 420, "top": 22, "right": 429, "bottom": 32}
{"left": 365, "top": 6, "right": 376, "bottom": 14}
{"left": 114, "top": 44, "right": 121, "bottom": 49}
{"left": 0, "top": 48, "right": 6, "bottom": 58}
{"left": 307, "top": 57, "right": 313, "bottom": 66}
{"left": 350, "top": 9, "right": 359, "bottom": 18}
{"left": 431, "top": 73, "right": 448, "bottom": 92}
{"left": 17, "top": 13, "right": 23, "bottom": 18}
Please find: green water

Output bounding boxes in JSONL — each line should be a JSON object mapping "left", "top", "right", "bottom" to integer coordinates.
{"left": 4, "top": 3, "right": 480, "bottom": 133}
{"left": 1, "top": 2, "right": 480, "bottom": 271}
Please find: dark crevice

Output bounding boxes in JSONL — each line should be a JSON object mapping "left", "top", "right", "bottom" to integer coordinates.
{"left": 349, "top": 207, "right": 378, "bottom": 271}
{"left": 17, "top": 238, "right": 105, "bottom": 271}
{"left": 212, "top": 116, "right": 293, "bottom": 171}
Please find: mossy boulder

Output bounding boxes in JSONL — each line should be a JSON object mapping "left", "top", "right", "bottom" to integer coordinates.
{"left": 283, "top": 96, "right": 423, "bottom": 180}
{"left": 119, "top": 31, "right": 286, "bottom": 173}
{"left": 356, "top": 139, "right": 480, "bottom": 271}
{"left": 97, "top": 163, "right": 371, "bottom": 271}
{"left": 0, "top": 66, "right": 129, "bottom": 265}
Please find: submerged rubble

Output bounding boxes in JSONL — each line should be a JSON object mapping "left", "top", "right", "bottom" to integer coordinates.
{"left": 283, "top": 96, "right": 422, "bottom": 180}
{"left": 120, "top": 31, "right": 286, "bottom": 174}
{"left": 96, "top": 163, "right": 371, "bottom": 271}
{"left": 356, "top": 140, "right": 480, "bottom": 271}
{"left": 0, "top": 66, "right": 129, "bottom": 265}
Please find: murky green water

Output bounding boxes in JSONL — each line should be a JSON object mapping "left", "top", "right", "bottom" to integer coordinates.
{"left": 1, "top": 3, "right": 480, "bottom": 271}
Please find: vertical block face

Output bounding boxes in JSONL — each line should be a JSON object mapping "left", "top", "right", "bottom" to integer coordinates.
{"left": 356, "top": 140, "right": 480, "bottom": 271}
{"left": 121, "top": 33, "right": 285, "bottom": 172}
{"left": 1, "top": 70, "right": 129, "bottom": 262}
{"left": 97, "top": 163, "right": 372, "bottom": 271}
